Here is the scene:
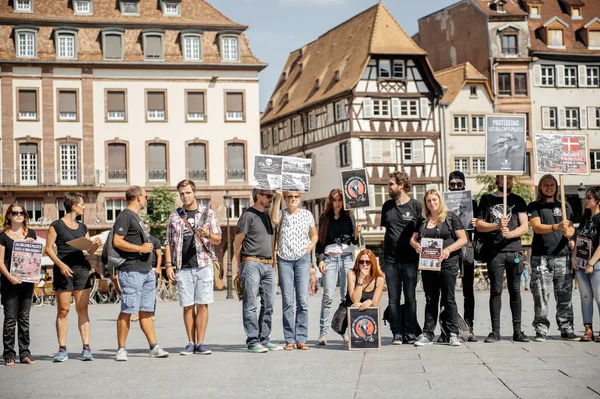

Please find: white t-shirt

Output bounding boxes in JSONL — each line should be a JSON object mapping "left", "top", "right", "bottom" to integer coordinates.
{"left": 277, "top": 209, "right": 315, "bottom": 261}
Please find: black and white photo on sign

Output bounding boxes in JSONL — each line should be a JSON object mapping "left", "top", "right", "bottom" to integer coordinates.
{"left": 253, "top": 155, "right": 283, "bottom": 190}
{"left": 444, "top": 190, "right": 473, "bottom": 230}
{"left": 485, "top": 115, "right": 526, "bottom": 174}
{"left": 533, "top": 133, "right": 590, "bottom": 176}
{"left": 282, "top": 173, "right": 310, "bottom": 192}
{"left": 282, "top": 157, "right": 312, "bottom": 175}
{"left": 253, "top": 155, "right": 311, "bottom": 192}
{"left": 575, "top": 237, "right": 592, "bottom": 269}
{"left": 340, "top": 169, "right": 370, "bottom": 210}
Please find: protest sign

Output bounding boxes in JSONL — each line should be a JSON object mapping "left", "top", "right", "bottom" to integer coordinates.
{"left": 252, "top": 155, "right": 311, "bottom": 193}
{"left": 485, "top": 114, "right": 527, "bottom": 174}
{"left": 10, "top": 240, "right": 43, "bottom": 283}
{"left": 444, "top": 190, "right": 474, "bottom": 230}
{"left": 575, "top": 237, "right": 592, "bottom": 269}
{"left": 533, "top": 133, "right": 590, "bottom": 176}
{"left": 419, "top": 238, "right": 443, "bottom": 271}
{"left": 347, "top": 307, "right": 381, "bottom": 350}
{"left": 340, "top": 169, "right": 370, "bottom": 210}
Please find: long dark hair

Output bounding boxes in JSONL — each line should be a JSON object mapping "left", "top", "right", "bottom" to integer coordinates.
{"left": 2, "top": 203, "right": 29, "bottom": 236}
{"left": 318, "top": 189, "right": 351, "bottom": 245}
{"left": 582, "top": 186, "right": 600, "bottom": 220}
{"left": 536, "top": 174, "right": 560, "bottom": 202}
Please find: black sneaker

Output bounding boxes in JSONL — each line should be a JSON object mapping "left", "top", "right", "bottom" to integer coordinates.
{"left": 484, "top": 332, "right": 500, "bottom": 343}
{"left": 404, "top": 335, "right": 417, "bottom": 345}
{"left": 513, "top": 331, "right": 530, "bottom": 342}
{"left": 437, "top": 333, "right": 448, "bottom": 343}
{"left": 467, "top": 332, "right": 478, "bottom": 342}
{"left": 561, "top": 331, "right": 580, "bottom": 341}
{"left": 391, "top": 334, "right": 403, "bottom": 345}
{"left": 533, "top": 332, "right": 546, "bottom": 342}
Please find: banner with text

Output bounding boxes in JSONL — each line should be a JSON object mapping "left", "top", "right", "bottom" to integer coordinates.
{"left": 444, "top": 190, "right": 474, "bottom": 230}
{"left": 340, "top": 169, "right": 371, "bottom": 210}
{"left": 533, "top": 133, "right": 590, "bottom": 176}
{"left": 485, "top": 114, "right": 527, "bottom": 174}
{"left": 10, "top": 240, "right": 43, "bottom": 283}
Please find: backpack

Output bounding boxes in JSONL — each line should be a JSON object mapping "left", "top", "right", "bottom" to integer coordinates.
{"left": 101, "top": 227, "right": 125, "bottom": 269}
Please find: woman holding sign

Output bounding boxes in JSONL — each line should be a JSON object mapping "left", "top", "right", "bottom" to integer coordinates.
{"left": 0, "top": 204, "right": 38, "bottom": 366}
{"left": 571, "top": 186, "right": 600, "bottom": 342}
{"left": 45, "top": 192, "right": 102, "bottom": 362}
{"left": 409, "top": 189, "right": 467, "bottom": 347}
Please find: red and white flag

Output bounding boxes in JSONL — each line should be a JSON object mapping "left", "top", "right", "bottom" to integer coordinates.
{"left": 563, "top": 137, "right": 580, "bottom": 152}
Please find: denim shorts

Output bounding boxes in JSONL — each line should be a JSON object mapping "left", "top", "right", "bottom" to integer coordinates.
{"left": 118, "top": 271, "right": 156, "bottom": 314}
{"left": 175, "top": 266, "right": 214, "bottom": 307}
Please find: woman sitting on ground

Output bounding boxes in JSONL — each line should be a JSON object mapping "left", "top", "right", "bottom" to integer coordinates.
{"left": 346, "top": 249, "right": 385, "bottom": 311}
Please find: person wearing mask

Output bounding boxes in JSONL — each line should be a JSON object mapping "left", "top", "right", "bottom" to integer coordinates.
{"left": 233, "top": 189, "right": 282, "bottom": 353}
{"left": 0, "top": 204, "right": 38, "bottom": 366}
{"left": 45, "top": 192, "right": 102, "bottom": 362}
{"left": 346, "top": 249, "right": 385, "bottom": 311}
{"left": 476, "top": 176, "right": 530, "bottom": 343}
{"left": 571, "top": 186, "right": 600, "bottom": 342}
{"left": 316, "top": 189, "right": 361, "bottom": 345}
{"left": 445, "top": 171, "right": 478, "bottom": 342}
{"left": 410, "top": 189, "right": 467, "bottom": 347}
{"left": 381, "top": 171, "right": 421, "bottom": 345}
{"left": 527, "top": 174, "right": 578, "bottom": 342}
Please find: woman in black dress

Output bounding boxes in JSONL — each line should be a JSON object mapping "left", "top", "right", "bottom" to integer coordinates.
{"left": 0, "top": 203, "right": 38, "bottom": 366}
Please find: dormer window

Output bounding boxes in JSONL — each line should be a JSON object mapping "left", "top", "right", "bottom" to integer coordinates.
{"left": 529, "top": 5, "right": 540, "bottom": 19}
{"left": 502, "top": 34, "right": 517, "bottom": 55}
{"left": 120, "top": 0, "right": 139, "bottom": 16}
{"left": 334, "top": 70, "right": 340, "bottom": 82}
{"left": 220, "top": 35, "right": 239, "bottom": 62}
{"left": 584, "top": 18, "right": 600, "bottom": 50}
{"left": 282, "top": 72, "right": 287, "bottom": 82}
{"left": 54, "top": 29, "right": 78, "bottom": 59}
{"left": 181, "top": 31, "right": 202, "bottom": 61}
{"left": 161, "top": 0, "right": 180, "bottom": 16}
{"left": 15, "top": 0, "right": 33, "bottom": 12}
{"left": 548, "top": 29, "right": 564, "bottom": 47}
{"left": 497, "top": 3, "right": 505, "bottom": 12}
{"left": 544, "top": 16, "right": 568, "bottom": 48}
{"left": 571, "top": 7, "right": 582, "bottom": 20}
{"left": 102, "top": 29, "right": 124, "bottom": 60}
{"left": 74, "top": 0, "right": 92, "bottom": 15}
{"left": 143, "top": 31, "right": 164, "bottom": 61}
{"left": 15, "top": 27, "right": 38, "bottom": 58}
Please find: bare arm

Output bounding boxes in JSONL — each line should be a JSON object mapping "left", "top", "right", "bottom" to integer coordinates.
{"left": 306, "top": 226, "right": 318, "bottom": 254}
{"left": 113, "top": 234, "right": 152, "bottom": 253}
{"left": 447, "top": 230, "right": 467, "bottom": 253}
{"left": 509, "top": 213, "right": 529, "bottom": 238}
{"left": 270, "top": 191, "right": 283, "bottom": 225}
{"left": 347, "top": 270, "right": 362, "bottom": 304}
{"left": 476, "top": 219, "right": 500, "bottom": 233}
{"left": 155, "top": 248, "right": 162, "bottom": 269}
{"left": 44, "top": 226, "right": 66, "bottom": 269}
{"left": 410, "top": 232, "right": 421, "bottom": 252}
{"left": 371, "top": 277, "right": 385, "bottom": 307}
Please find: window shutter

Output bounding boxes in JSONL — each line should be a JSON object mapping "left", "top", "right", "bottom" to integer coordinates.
{"left": 187, "top": 92, "right": 205, "bottom": 113}
{"left": 59, "top": 91, "right": 77, "bottom": 113}
{"left": 368, "top": 185, "right": 376, "bottom": 210}
{"left": 347, "top": 141, "right": 352, "bottom": 165}
{"left": 580, "top": 107, "right": 587, "bottom": 129}
{"left": 104, "top": 34, "right": 122, "bottom": 59}
{"left": 389, "top": 140, "right": 397, "bottom": 163}
{"left": 342, "top": 99, "right": 349, "bottom": 120}
{"left": 108, "top": 144, "right": 126, "bottom": 170}
{"left": 579, "top": 65, "right": 587, "bottom": 87}
{"left": 556, "top": 65, "right": 565, "bottom": 87}
{"left": 588, "top": 107, "right": 598, "bottom": 129}
{"left": 533, "top": 65, "right": 541, "bottom": 86}
{"left": 227, "top": 143, "right": 245, "bottom": 170}
{"left": 391, "top": 98, "right": 400, "bottom": 119}
{"left": 327, "top": 103, "right": 334, "bottom": 124}
{"left": 414, "top": 140, "right": 425, "bottom": 163}
{"left": 188, "top": 144, "right": 206, "bottom": 171}
{"left": 107, "top": 92, "right": 125, "bottom": 112}
{"left": 558, "top": 107, "right": 567, "bottom": 129}
{"left": 148, "top": 144, "right": 166, "bottom": 170}
{"left": 226, "top": 93, "right": 243, "bottom": 112}
{"left": 335, "top": 144, "right": 341, "bottom": 167}
{"left": 542, "top": 107, "right": 551, "bottom": 129}
{"left": 363, "top": 98, "right": 373, "bottom": 118}
{"left": 363, "top": 139, "right": 372, "bottom": 163}
{"left": 146, "top": 35, "right": 162, "bottom": 58}
{"left": 147, "top": 92, "right": 165, "bottom": 110}
{"left": 420, "top": 97, "right": 430, "bottom": 120}
{"left": 19, "top": 90, "right": 36, "bottom": 113}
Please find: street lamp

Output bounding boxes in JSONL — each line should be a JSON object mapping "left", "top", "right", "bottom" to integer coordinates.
{"left": 578, "top": 183, "right": 587, "bottom": 218}
{"left": 223, "top": 191, "right": 233, "bottom": 299}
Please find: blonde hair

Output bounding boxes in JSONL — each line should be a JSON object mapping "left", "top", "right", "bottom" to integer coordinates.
{"left": 283, "top": 191, "right": 301, "bottom": 199}
{"left": 422, "top": 189, "right": 448, "bottom": 224}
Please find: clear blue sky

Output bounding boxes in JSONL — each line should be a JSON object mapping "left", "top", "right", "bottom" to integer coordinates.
{"left": 210, "top": 0, "right": 460, "bottom": 111}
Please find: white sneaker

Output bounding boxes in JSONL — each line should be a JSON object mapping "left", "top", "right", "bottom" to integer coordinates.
{"left": 115, "top": 348, "right": 128, "bottom": 361}
{"left": 449, "top": 333, "right": 462, "bottom": 347}
{"left": 149, "top": 345, "right": 170, "bottom": 358}
{"left": 414, "top": 335, "right": 432, "bottom": 347}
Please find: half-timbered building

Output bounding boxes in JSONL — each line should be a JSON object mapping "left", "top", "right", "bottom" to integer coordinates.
{"left": 260, "top": 3, "right": 443, "bottom": 252}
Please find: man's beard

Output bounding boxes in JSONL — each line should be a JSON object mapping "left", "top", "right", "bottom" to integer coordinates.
{"left": 389, "top": 190, "right": 400, "bottom": 199}
{"left": 498, "top": 186, "right": 512, "bottom": 194}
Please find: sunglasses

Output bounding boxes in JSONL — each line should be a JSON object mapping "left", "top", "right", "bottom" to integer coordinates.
{"left": 139, "top": 195, "right": 148, "bottom": 200}
{"left": 287, "top": 195, "right": 300, "bottom": 200}
{"left": 11, "top": 211, "right": 25, "bottom": 216}
{"left": 449, "top": 182, "right": 464, "bottom": 188}
{"left": 358, "top": 260, "right": 372, "bottom": 265}
{"left": 260, "top": 193, "right": 274, "bottom": 199}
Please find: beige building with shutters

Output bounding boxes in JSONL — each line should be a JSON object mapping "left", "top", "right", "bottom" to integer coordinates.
{"left": 0, "top": 0, "right": 265, "bottom": 265}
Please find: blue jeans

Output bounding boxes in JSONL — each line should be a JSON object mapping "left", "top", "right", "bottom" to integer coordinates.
{"left": 118, "top": 271, "right": 156, "bottom": 314}
{"left": 319, "top": 254, "right": 353, "bottom": 336}
{"left": 278, "top": 253, "right": 311, "bottom": 344}
{"left": 383, "top": 259, "right": 418, "bottom": 338}
{"left": 575, "top": 263, "right": 600, "bottom": 325}
{"left": 241, "top": 261, "right": 276, "bottom": 348}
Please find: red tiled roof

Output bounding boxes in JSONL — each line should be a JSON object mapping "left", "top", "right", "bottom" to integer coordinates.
{"left": 434, "top": 62, "right": 493, "bottom": 103}
{"left": 471, "top": 0, "right": 528, "bottom": 17}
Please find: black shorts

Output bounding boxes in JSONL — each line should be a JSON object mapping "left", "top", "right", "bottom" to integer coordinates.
{"left": 53, "top": 265, "right": 92, "bottom": 292}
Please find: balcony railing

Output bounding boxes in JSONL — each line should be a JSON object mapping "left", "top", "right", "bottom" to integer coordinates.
{"left": 227, "top": 169, "right": 245, "bottom": 181}
{"left": 149, "top": 169, "right": 167, "bottom": 181}
{"left": 188, "top": 169, "right": 207, "bottom": 181}
{"left": 107, "top": 169, "right": 128, "bottom": 182}
{"left": 0, "top": 169, "right": 100, "bottom": 187}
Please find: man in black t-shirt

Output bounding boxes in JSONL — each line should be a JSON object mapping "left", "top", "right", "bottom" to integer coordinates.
{"left": 113, "top": 186, "right": 169, "bottom": 361}
{"left": 381, "top": 171, "right": 422, "bottom": 345}
{"left": 527, "top": 174, "right": 578, "bottom": 341}
{"left": 476, "top": 176, "right": 530, "bottom": 343}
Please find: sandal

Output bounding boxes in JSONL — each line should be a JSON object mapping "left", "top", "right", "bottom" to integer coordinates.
{"left": 318, "top": 336, "right": 327, "bottom": 346}
{"left": 283, "top": 343, "right": 295, "bottom": 351}
{"left": 20, "top": 357, "right": 36, "bottom": 365}
{"left": 5, "top": 359, "right": 15, "bottom": 366}
{"left": 296, "top": 342, "right": 310, "bottom": 350}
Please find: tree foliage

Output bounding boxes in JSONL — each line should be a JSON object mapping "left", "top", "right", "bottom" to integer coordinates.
{"left": 144, "top": 186, "right": 176, "bottom": 242}
{"left": 473, "top": 175, "right": 534, "bottom": 204}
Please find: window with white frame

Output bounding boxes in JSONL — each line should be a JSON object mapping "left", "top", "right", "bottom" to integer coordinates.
{"left": 587, "top": 66, "right": 600, "bottom": 86}
{"left": 59, "top": 143, "right": 78, "bottom": 185}
{"left": 546, "top": 107, "right": 557, "bottom": 128}
{"left": 400, "top": 99, "right": 419, "bottom": 117}
{"left": 16, "top": 29, "right": 36, "bottom": 58}
{"left": 548, "top": 29, "right": 564, "bottom": 47}
{"left": 339, "top": 142, "right": 350, "bottom": 167}
{"left": 393, "top": 60, "right": 404, "bottom": 78}
{"left": 564, "top": 66, "right": 577, "bottom": 87}
{"left": 56, "top": 32, "right": 76, "bottom": 59}
{"left": 183, "top": 34, "right": 201, "bottom": 61}
{"left": 291, "top": 118, "right": 298, "bottom": 135}
{"left": 146, "top": 91, "right": 166, "bottom": 121}
{"left": 225, "top": 92, "right": 244, "bottom": 121}
{"left": 541, "top": 66, "right": 554, "bottom": 86}
{"left": 470, "top": 86, "right": 478, "bottom": 97}
{"left": 363, "top": 139, "right": 396, "bottom": 164}
{"left": 402, "top": 140, "right": 424, "bottom": 164}
{"left": 372, "top": 99, "right": 390, "bottom": 118}
{"left": 409, "top": 185, "right": 426, "bottom": 202}
{"left": 58, "top": 90, "right": 77, "bottom": 120}
{"left": 454, "top": 115, "right": 468, "bottom": 132}
{"left": 227, "top": 198, "right": 249, "bottom": 219}
{"left": 221, "top": 36, "right": 239, "bottom": 62}
{"left": 106, "top": 199, "right": 126, "bottom": 222}
{"left": 591, "top": 151, "right": 600, "bottom": 170}
{"left": 21, "top": 199, "right": 42, "bottom": 222}
{"left": 107, "top": 91, "right": 126, "bottom": 121}
{"left": 186, "top": 91, "right": 205, "bottom": 121}
{"left": 596, "top": 108, "right": 600, "bottom": 128}
{"left": 120, "top": 1, "right": 139, "bottom": 15}
{"left": 18, "top": 89, "right": 37, "bottom": 120}
{"left": 379, "top": 60, "right": 391, "bottom": 78}
{"left": 19, "top": 143, "right": 38, "bottom": 185}
{"left": 472, "top": 115, "right": 485, "bottom": 132}
{"left": 371, "top": 185, "right": 387, "bottom": 208}
{"left": 334, "top": 102, "right": 345, "bottom": 121}
{"left": 472, "top": 157, "right": 486, "bottom": 174}
{"left": 162, "top": 1, "right": 180, "bottom": 16}
{"left": 15, "top": 0, "right": 33, "bottom": 12}
{"left": 565, "top": 108, "right": 579, "bottom": 128}
{"left": 307, "top": 112, "right": 315, "bottom": 130}
{"left": 454, "top": 158, "right": 469, "bottom": 175}
{"left": 74, "top": 0, "right": 92, "bottom": 15}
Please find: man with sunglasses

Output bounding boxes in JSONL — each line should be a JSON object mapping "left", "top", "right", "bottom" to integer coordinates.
{"left": 233, "top": 189, "right": 283, "bottom": 353}
{"left": 113, "top": 186, "right": 169, "bottom": 361}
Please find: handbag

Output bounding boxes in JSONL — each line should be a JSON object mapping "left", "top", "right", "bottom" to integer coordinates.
{"left": 234, "top": 274, "right": 243, "bottom": 301}
{"left": 331, "top": 300, "right": 349, "bottom": 336}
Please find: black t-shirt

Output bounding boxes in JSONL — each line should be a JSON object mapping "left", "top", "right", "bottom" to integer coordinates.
{"left": 381, "top": 198, "right": 422, "bottom": 262}
{"left": 527, "top": 201, "right": 574, "bottom": 257}
{"left": 149, "top": 235, "right": 161, "bottom": 269}
{"left": 577, "top": 213, "right": 600, "bottom": 253}
{"left": 181, "top": 209, "right": 199, "bottom": 268}
{"left": 417, "top": 213, "right": 464, "bottom": 265}
{"left": 113, "top": 209, "right": 151, "bottom": 272}
{"left": 0, "top": 229, "right": 37, "bottom": 272}
{"left": 50, "top": 219, "right": 90, "bottom": 268}
{"left": 477, "top": 193, "right": 527, "bottom": 253}
{"left": 315, "top": 213, "right": 358, "bottom": 259}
